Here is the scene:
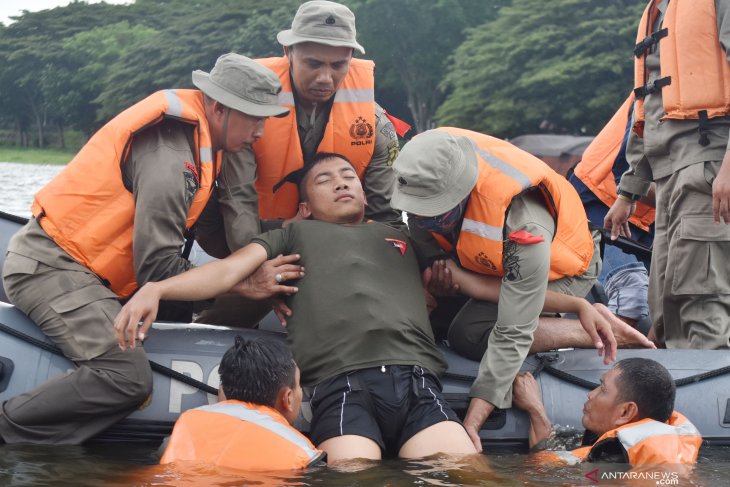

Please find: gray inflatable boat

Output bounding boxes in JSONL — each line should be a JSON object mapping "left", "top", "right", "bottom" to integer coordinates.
{"left": 1, "top": 302, "right": 729, "bottom": 450}
{"left": 1, "top": 211, "right": 729, "bottom": 450}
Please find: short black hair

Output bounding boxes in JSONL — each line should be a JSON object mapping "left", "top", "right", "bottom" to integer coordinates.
{"left": 297, "top": 152, "right": 355, "bottom": 202}
{"left": 614, "top": 358, "right": 675, "bottom": 423}
{"left": 218, "top": 335, "right": 296, "bottom": 407}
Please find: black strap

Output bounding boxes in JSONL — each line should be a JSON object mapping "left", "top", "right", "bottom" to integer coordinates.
{"left": 589, "top": 224, "right": 653, "bottom": 261}
{"left": 1, "top": 210, "right": 29, "bottom": 225}
{"left": 698, "top": 110, "right": 710, "bottom": 147}
{"left": 633, "top": 28, "right": 668, "bottom": 57}
{"left": 181, "top": 226, "right": 195, "bottom": 260}
{"left": 633, "top": 76, "right": 671, "bottom": 98}
{"left": 273, "top": 167, "right": 307, "bottom": 193}
{"left": 0, "top": 319, "right": 218, "bottom": 396}
{"left": 534, "top": 352, "right": 730, "bottom": 390}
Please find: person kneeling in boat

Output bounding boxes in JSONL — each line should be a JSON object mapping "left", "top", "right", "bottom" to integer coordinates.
{"left": 512, "top": 358, "right": 701, "bottom": 466}
{"left": 161, "top": 335, "right": 325, "bottom": 471}
{"left": 115, "top": 153, "right": 479, "bottom": 462}
{"left": 0, "top": 54, "right": 299, "bottom": 445}
{"left": 390, "top": 128, "right": 655, "bottom": 452}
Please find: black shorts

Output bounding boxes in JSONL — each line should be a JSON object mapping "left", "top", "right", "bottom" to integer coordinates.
{"left": 308, "top": 365, "right": 460, "bottom": 457}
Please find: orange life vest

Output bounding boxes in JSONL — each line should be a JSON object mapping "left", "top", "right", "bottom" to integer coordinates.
{"left": 432, "top": 127, "right": 594, "bottom": 281}
{"left": 253, "top": 56, "right": 376, "bottom": 219}
{"left": 160, "top": 400, "right": 325, "bottom": 471}
{"left": 573, "top": 95, "right": 655, "bottom": 232}
{"left": 32, "top": 89, "right": 220, "bottom": 298}
{"left": 552, "top": 411, "right": 702, "bottom": 466}
{"left": 633, "top": 0, "right": 730, "bottom": 134}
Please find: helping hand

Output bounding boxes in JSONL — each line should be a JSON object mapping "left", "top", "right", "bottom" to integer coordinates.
{"left": 511, "top": 372, "right": 543, "bottom": 413}
{"left": 270, "top": 297, "right": 293, "bottom": 326}
{"left": 576, "top": 300, "right": 618, "bottom": 364}
{"left": 712, "top": 154, "right": 730, "bottom": 224}
{"left": 604, "top": 197, "right": 635, "bottom": 240}
{"left": 231, "top": 254, "right": 303, "bottom": 300}
{"left": 463, "top": 397, "right": 495, "bottom": 453}
{"left": 421, "top": 260, "right": 460, "bottom": 297}
{"left": 114, "top": 283, "right": 161, "bottom": 351}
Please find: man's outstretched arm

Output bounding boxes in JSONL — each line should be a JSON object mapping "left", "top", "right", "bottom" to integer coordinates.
{"left": 114, "top": 243, "right": 299, "bottom": 349}
{"left": 441, "top": 259, "right": 617, "bottom": 362}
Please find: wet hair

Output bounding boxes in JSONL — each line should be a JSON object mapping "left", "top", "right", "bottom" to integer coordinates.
{"left": 614, "top": 358, "right": 675, "bottom": 423}
{"left": 218, "top": 335, "right": 296, "bottom": 407}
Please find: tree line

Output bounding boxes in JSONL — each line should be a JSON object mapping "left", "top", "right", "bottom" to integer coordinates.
{"left": 0, "top": 0, "right": 645, "bottom": 149}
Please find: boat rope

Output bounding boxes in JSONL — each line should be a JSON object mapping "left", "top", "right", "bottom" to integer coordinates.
{"left": 534, "top": 352, "right": 730, "bottom": 390}
{"left": 0, "top": 319, "right": 218, "bottom": 396}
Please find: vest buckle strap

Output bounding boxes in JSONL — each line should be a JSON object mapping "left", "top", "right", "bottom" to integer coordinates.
{"left": 698, "top": 110, "right": 710, "bottom": 147}
{"left": 633, "top": 28, "right": 669, "bottom": 57}
{"left": 633, "top": 76, "right": 671, "bottom": 98}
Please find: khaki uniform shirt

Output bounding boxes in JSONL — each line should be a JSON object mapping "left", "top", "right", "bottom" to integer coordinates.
{"left": 620, "top": 0, "right": 730, "bottom": 195}
{"left": 195, "top": 102, "right": 402, "bottom": 258}
{"left": 8, "top": 119, "right": 198, "bottom": 286}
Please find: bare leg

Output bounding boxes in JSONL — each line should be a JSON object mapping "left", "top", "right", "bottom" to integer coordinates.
{"left": 398, "top": 421, "right": 477, "bottom": 459}
{"left": 531, "top": 303, "right": 655, "bottom": 352}
{"left": 318, "top": 435, "right": 382, "bottom": 463}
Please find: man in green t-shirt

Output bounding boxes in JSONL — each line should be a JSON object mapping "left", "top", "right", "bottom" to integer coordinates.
{"left": 114, "top": 153, "right": 477, "bottom": 462}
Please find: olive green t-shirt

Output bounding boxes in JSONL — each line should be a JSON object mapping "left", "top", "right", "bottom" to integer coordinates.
{"left": 251, "top": 220, "right": 447, "bottom": 386}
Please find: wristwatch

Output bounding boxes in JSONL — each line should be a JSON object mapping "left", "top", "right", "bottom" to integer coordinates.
{"left": 617, "top": 189, "right": 642, "bottom": 201}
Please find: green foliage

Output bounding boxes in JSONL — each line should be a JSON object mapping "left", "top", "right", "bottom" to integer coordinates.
{"left": 437, "top": 0, "right": 646, "bottom": 138}
{"left": 94, "top": 0, "right": 299, "bottom": 120}
{"left": 0, "top": 148, "right": 74, "bottom": 165}
{"left": 0, "top": 0, "right": 650, "bottom": 146}
{"left": 351, "top": 0, "right": 507, "bottom": 133}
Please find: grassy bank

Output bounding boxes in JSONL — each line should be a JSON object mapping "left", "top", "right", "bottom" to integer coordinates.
{"left": 0, "top": 147, "right": 75, "bottom": 165}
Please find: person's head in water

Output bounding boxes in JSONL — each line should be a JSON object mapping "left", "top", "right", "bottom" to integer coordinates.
{"left": 218, "top": 336, "right": 303, "bottom": 424}
{"left": 581, "top": 357, "right": 675, "bottom": 435}
{"left": 296, "top": 152, "right": 367, "bottom": 224}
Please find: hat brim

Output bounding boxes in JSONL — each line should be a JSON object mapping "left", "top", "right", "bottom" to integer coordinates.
{"left": 192, "top": 71, "right": 289, "bottom": 118}
{"left": 391, "top": 136, "right": 478, "bottom": 217}
{"left": 277, "top": 29, "right": 365, "bottom": 54}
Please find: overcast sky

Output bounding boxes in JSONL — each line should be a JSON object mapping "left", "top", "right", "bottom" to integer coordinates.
{"left": 1, "top": 0, "right": 132, "bottom": 26}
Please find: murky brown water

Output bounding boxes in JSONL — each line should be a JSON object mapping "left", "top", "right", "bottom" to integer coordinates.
{"left": 1, "top": 162, "right": 729, "bottom": 485}
{"left": 0, "top": 442, "right": 728, "bottom": 486}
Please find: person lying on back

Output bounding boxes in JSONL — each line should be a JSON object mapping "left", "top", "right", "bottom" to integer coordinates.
{"left": 161, "top": 335, "right": 325, "bottom": 471}
{"left": 512, "top": 358, "right": 701, "bottom": 467}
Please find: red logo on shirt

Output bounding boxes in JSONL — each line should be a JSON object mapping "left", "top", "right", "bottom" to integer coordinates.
{"left": 385, "top": 238, "right": 407, "bottom": 255}
{"left": 184, "top": 161, "right": 199, "bottom": 185}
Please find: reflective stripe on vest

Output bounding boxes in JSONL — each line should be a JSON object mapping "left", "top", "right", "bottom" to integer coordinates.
{"left": 253, "top": 56, "right": 376, "bottom": 219}
{"left": 573, "top": 94, "right": 655, "bottom": 231}
{"left": 617, "top": 413, "right": 702, "bottom": 465}
{"left": 433, "top": 127, "right": 594, "bottom": 281}
{"left": 32, "top": 89, "right": 220, "bottom": 298}
{"left": 580, "top": 411, "right": 702, "bottom": 466}
{"left": 161, "top": 400, "right": 323, "bottom": 470}
{"left": 197, "top": 402, "right": 321, "bottom": 461}
{"left": 164, "top": 90, "right": 214, "bottom": 164}
{"left": 633, "top": 0, "right": 730, "bottom": 130}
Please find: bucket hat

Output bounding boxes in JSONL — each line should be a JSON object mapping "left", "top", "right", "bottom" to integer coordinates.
{"left": 192, "top": 53, "right": 289, "bottom": 118}
{"left": 277, "top": 1, "right": 365, "bottom": 54}
{"left": 391, "top": 130, "right": 479, "bottom": 217}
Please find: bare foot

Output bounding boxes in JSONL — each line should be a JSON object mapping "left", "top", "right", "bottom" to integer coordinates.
{"left": 593, "top": 303, "right": 656, "bottom": 349}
